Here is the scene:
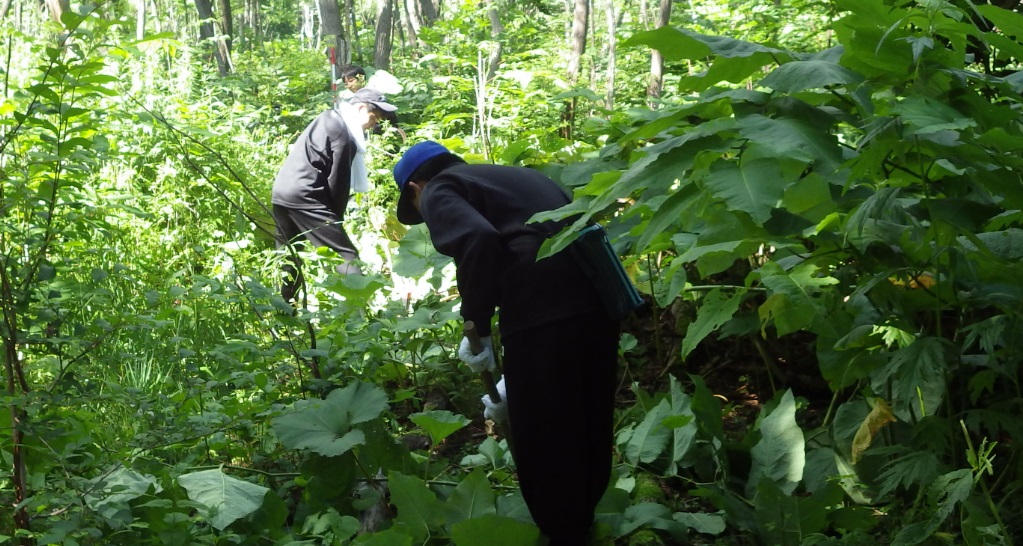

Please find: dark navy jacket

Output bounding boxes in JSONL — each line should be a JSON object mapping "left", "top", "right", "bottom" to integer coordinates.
{"left": 419, "top": 163, "right": 601, "bottom": 337}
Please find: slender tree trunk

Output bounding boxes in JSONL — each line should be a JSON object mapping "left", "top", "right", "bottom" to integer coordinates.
{"left": 604, "top": 0, "right": 615, "bottom": 110}
{"left": 301, "top": 3, "right": 315, "bottom": 48}
{"left": 345, "top": 0, "right": 359, "bottom": 64}
{"left": 318, "top": 0, "right": 347, "bottom": 99}
{"left": 562, "top": 0, "right": 589, "bottom": 139}
{"left": 2, "top": 266, "right": 31, "bottom": 546}
{"left": 245, "top": 0, "right": 261, "bottom": 50}
{"left": 135, "top": 0, "right": 146, "bottom": 40}
{"left": 219, "top": 0, "right": 233, "bottom": 55}
{"left": 646, "top": 0, "right": 669, "bottom": 106}
{"left": 0, "top": 0, "right": 11, "bottom": 20}
{"left": 374, "top": 0, "right": 393, "bottom": 69}
{"left": 404, "top": 0, "right": 423, "bottom": 51}
{"left": 195, "top": 0, "right": 231, "bottom": 76}
{"left": 483, "top": 0, "right": 503, "bottom": 81}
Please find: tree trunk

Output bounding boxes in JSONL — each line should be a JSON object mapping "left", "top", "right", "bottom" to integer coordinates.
{"left": 245, "top": 0, "right": 262, "bottom": 49}
{"left": 419, "top": 0, "right": 437, "bottom": 25}
{"left": 604, "top": 0, "right": 615, "bottom": 110}
{"left": 562, "top": 0, "right": 589, "bottom": 139}
{"left": 318, "top": 0, "right": 347, "bottom": 99}
{"left": 483, "top": 0, "right": 503, "bottom": 81}
{"left": 646, "top": 0, "right": 670, "bottom": 106}
{"left": 374, "top": 0, "right": 393, "bottom": 70}
{"left": 404, "top": 0, "right": 423, "bottom": 51}
{"left": 195, "top": 0, "right": 232, "bottom": 76}
{"left": 346, "top": 0, "right": 360, "bottom": 64}
{"left": 43, "top": 0, "right": 69, "bottom": 23}
{"left": 135, "top": 0, "right": 146, "bottom": 40}
{"left": 301, "top": 3, "right": 314, "bottom": 48}
{"left": 219, "top": 0, "right": 233, "bottom": 55}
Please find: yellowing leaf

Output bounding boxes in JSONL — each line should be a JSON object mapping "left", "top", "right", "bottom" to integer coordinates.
{"left": 851, "top": 399, "right": 896, "bottom": 464}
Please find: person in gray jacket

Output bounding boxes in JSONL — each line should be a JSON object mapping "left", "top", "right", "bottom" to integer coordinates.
{"left": 392, "top": 141, "right": 621, "bottom": 545}
{"left": 271, "top": 88, "right": 396, "bottom": 300}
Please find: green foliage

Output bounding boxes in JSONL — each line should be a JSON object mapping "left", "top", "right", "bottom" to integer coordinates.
{"left": 7, "top": 0, "right": 1023, "bottom": 544}
{"left": 531, "top": 0, "right": 1023, "bottom": 542}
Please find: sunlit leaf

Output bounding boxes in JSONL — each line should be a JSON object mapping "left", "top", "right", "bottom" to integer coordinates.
{"left": 177, "top": 469, "right": 269, "bottom": 530}
{"left": 273, "top": 381, "right": 389, "bottom": 457}
{"left": 409, "top": 410, "right": 470, "bottom": 445}
{"left": 748, "top": 390, "right": 805, "bottom": 496}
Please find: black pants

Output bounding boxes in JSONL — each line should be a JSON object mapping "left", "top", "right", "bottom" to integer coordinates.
{"left": 273, "top": 204, "right": 362, "bottom": 299}
{"left": 502, "top": 315, "right": 620, "bottom": 545}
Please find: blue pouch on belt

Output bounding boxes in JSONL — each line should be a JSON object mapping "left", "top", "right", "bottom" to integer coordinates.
{"left": 568, "top": 224, "right": 644, "bottom": 321}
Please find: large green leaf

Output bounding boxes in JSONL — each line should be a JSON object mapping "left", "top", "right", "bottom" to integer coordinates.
{"left": 757, "top": 261, "right": 839, "bottom": 337}
{"left": 387, "top": 471, "right": 443, "bottom": 542}
{"left": 177, "top": 469, "right": 269, "bottom": 531}
{"left": 870, "top": 336, "right": 947, "bottom": 422}
{"left": 409, "top": 410, "right": 470, "bottom": 445}
{"left": 891, "top": 469, "right": 973, "bottom": 546}
{"left": 748, "top": 390, "right": 805, "bottom": 497}
{"left": 444, "top": 468, "right": 497, "bottom": 526}
{"left": 760, "top": 60, "right": 864, "bottom": 93}
{"left": 753, "top": 478, "right": 838, "bottom": 544}
{"left": 623, "top": 26, "right": 787, "bottom": 62}
{"left": 667, "top": 376, "right": 699, "bottom": 473}
{"left": 678, "top": 235, "right": 750, "bottom": 275}
{"left": 622, "top": 399, "right": 672, "bottom": 466}
{"left": 351, "top": 529, "right": 415, "bottom": 545}
{"left": 975, "top": 4, "right": 1023, "bottom": 40}
{"left": 703, "top": 158, "right": 787, "bottom": 224}
{"left": 273, "top": 381, "right": 390, "bottom": 457}
{"left": 450, "top": 514, "right": 540, "bottom": 546}
{"left": 618, "top": 502, "right": 690, "bottom": 540}
{"left": 621, "top": 26, "right": 712, "bottom": 61}
{"left": 960, "top": 228, "right": 1023, "bottom": 260}
{"left": 738, "top": 114, "right": 842, "bottom": 173}
{"left": 84, "top": 466, "right": 161, "bottom": 525}
{"left": 681, "top": 287, "right": 746, "bottom": 359}
{"left": 893, "top": 96, "right": 975, "bottom": 136}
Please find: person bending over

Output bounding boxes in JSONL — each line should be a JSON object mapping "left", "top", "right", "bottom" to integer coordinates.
{"left": 271, "top": 88, "right": 397, "bottom": 300}
{"left": 392, "top": 141, "right": 621, "bottom": 545}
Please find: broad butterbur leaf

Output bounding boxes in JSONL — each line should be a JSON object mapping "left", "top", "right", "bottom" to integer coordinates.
{"left": 273, "top": 381, "right": 389, "bottom": 457}
{"left": 177, "top": 469, "right": 269, "bottom": 530}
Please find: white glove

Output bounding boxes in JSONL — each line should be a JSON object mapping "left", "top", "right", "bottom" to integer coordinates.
{"left": 482, "top": 376, "right": 508, "bottom": 422}
{"left": 458, "top": 335, "right": 497, "bottom": 373}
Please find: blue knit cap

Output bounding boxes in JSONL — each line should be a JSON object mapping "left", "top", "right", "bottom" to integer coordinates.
{"left": 394, "top": 141, "right": 450, "bottom": 224}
